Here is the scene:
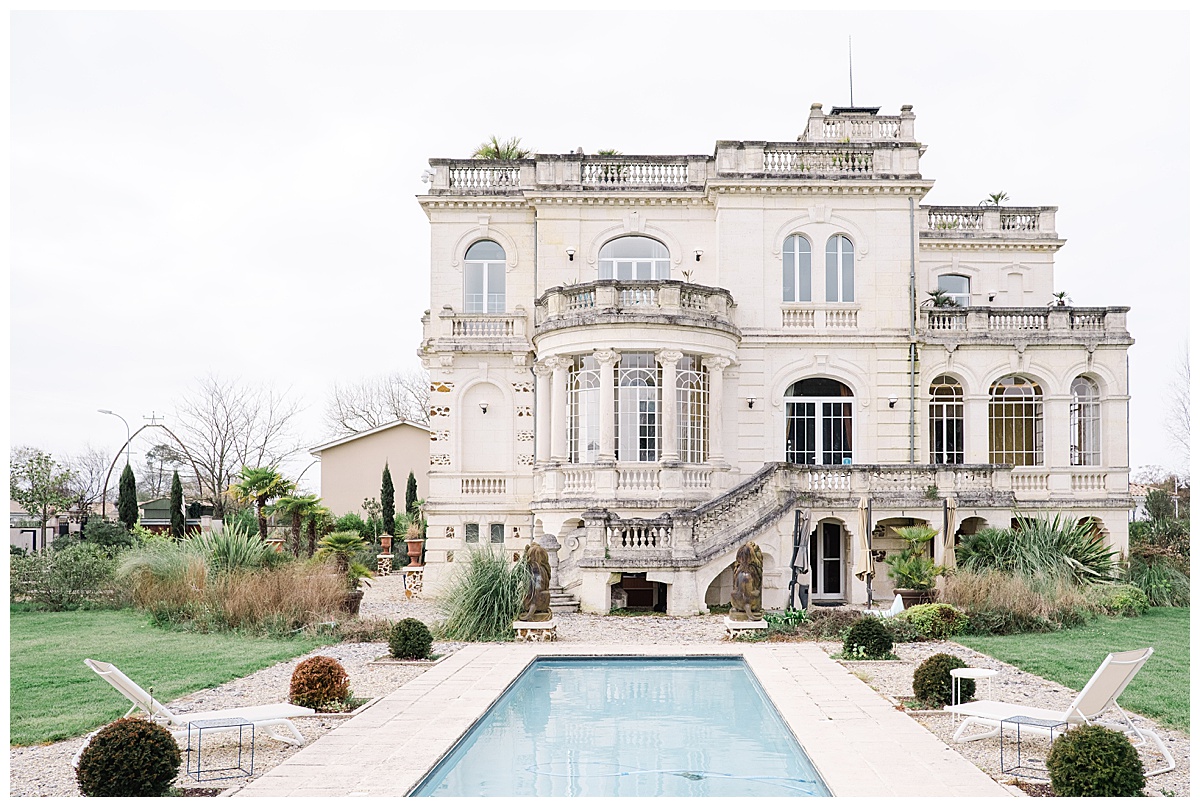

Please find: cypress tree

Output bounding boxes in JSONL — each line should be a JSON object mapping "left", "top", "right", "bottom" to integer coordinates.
{"left": 117, "top": 464, "right": 138, "bottom": 530}
{"left": 381, "top": 463, "right": 395, "bottom": 537}
{"left": 405, "top": 471, "right": 418, "bottom": 516}
{"left": 169, "top": 471, "right": 185, "bottom": 538}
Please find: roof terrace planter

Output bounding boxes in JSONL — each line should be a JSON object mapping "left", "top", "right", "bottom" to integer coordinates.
{"left": 534, "top": 280, "right": 739, "bottom": 339}
{"left": 920, "top": 306, "right": 1131, "bottom": 344}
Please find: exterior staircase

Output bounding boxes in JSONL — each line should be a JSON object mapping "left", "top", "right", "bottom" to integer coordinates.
{"left": 548, "top": 586, "right": 580, "bottom": 614}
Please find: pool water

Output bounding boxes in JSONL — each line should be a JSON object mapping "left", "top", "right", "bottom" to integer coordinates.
{"left": 411, "top": 656, "right": 831, "bottom": 797}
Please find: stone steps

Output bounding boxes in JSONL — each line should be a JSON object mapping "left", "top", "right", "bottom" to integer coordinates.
{"left": 549, "top": 587, "right": 580, "bottom": 614}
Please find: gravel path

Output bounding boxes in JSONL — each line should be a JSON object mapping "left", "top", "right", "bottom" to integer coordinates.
{"left": 10, "top": 578, "right": 1190, "bottom": 797}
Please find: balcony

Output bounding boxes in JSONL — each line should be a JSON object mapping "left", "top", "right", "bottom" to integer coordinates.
{"left": 425, "top": 155, "right": 709, "bottom": 195}
{"left": 920, "top": 306, "right": 1131, "bottom": 346}
{"left": 534, "top": 280, "right": 739, "bottom": 339}
{"left": 919, "top": 205, "right": 1061, "bottom": 242}
{"left": 420, "top": 305, "right": 532, "bottom": 355}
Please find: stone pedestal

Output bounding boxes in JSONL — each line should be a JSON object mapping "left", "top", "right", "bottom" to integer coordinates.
{"left": 403, "top": 567, "right": 424, "bottom": 597}
{"left": 514, "top": 619, "right": 558, "bottom": 642}
{"left": 724, "top": 616, "right": 768, "bottom": 639}
{"left": 377, "top": 554, "right": 393, "bottom": 576}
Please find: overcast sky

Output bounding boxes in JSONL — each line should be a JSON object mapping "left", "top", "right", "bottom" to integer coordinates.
{"left": 9, "top": 10, "right": 1191, "bottom": 495}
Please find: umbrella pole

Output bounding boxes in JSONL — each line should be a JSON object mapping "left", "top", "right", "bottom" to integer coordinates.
{"left": 865, "top": 500, "right": 873, "bottom": 607}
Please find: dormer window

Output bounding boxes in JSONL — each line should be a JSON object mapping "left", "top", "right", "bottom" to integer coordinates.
{"left": 599, "top": 236, "right": 670, "bottom": 281}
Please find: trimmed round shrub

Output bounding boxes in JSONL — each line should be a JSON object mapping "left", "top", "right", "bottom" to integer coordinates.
{"left": 1088, "top": 584, "right": 1151, "bottom": 617}
{"left": 912, "top": 653, "right": 974, "bottom": 706}
{"left": 289, "top": 655, "right": 350, "bottom": 709}
{"left": 842, "top": 616, "right": 894, "bottom": 659}
{"left": 881, "top": 616, "right": 923, "bottom": 643}
{"left": 897, "top": 602, "right": 969, "bottom": 640}
{"left": 1046, "top": 724, "right": 1145, "bottom": 797}
{"left": 76, "top": 717, "right": 181, "bottom": 797}
{"left": 389, "top": 618, "right": 434, "bottom": 660}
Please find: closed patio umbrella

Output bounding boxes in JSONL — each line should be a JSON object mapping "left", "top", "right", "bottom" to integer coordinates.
{"left": 944, "top": 498, "right": 958, "bottom": 570}
{"left": 853, "top": 496, "right": 873, "bottom": 604}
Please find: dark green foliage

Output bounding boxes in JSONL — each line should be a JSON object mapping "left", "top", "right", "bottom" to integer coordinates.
{"left": 289, "top": 655, "right": 350, "bottom": 709}
{"left": 83, "top": 517, "right": 133, "bottom": 548}
{"left": 955, "top": 514, "right": 1118, "bottom": 585}
{"left": 1130, "top": 517, "right": 1189, "bottom": 559}
{"left": 1087, "top": 584, "right": 1150, "bottom": 616}
{"left": 169, "top": 471, "right": 185, "bottom": 539}
{"left": 405, "top": 471, "right": 418, "bottom": 515}
{"left": 117, "top": 464, "right": 138, "bottom": 530}
{"left": 1046, "top": 724, "right": 1145, "bottom": 797}
{"left": 897, "top": 603, "right": 970, "bottom": 639}
{"left": 381, "top": 464, "right": 395, "bottom": 537}
{"left": 1144, "top": 489, "right": 1176, "bottom": 522}
{"left": 882, "top": 616, "right": 923, "bottom": 643}
{"left": 912, "top": 653, "right": 973, "bottom": 706}
{"left": 76, "top": 717, "right": 181, "bottom": 797}
{"left": 334, "top": 512, "right": 371, "bottom": 539}
{"left": 225, "top": 506, "right": 259, "bottom": 538}
{"left": 1125, "top": 550, "right": 1190, "bottom": 606}
{"left": 842, "top": 617, "right": 894, "bottom": 659}
{"left": 11, "top": 543, "right": 120, "bottom": 610}
{"left": 389, "top": 618, "right": 434, "bottom": 659}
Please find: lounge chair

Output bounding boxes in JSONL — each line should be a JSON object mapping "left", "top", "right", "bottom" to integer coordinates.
{"left": 864, "top": 594, "right": 905, "bottom": 618}
{"left": 943, "top": 647, "right": 1175, "bottom": 776}
{"left": 82, "top": 658, "right": 314, "bottom": 747}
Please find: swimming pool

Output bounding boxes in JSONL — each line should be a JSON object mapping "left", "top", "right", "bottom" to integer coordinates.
{"left": 411, "top": 656, "right": 831, "bottom": 797}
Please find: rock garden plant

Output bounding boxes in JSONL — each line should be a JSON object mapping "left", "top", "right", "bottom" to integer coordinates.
{"left": 75, "top": 717, "right": 181, "bottom": 797}
{"left": 912, "top": 652, "right": 973, "bottom": 706}
{"left": 289, "top": 655, "right": 351, "bottom": 710}
{"left": 1046, "top": 724, "right": 1145, "bottom": 797}
{"left": 841, "top": 616, "right": 895, "bottom": 659}
{"left": 389, "top": 617, "right": 434, "bottom": 660}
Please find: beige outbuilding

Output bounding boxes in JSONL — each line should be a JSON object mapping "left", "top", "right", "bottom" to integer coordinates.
{"left": 310, "top": 420, "right": 430, "bottom": 520}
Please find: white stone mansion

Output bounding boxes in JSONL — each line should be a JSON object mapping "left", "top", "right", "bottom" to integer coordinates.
{"left": 416, "top": 103, "right": 1133, "bottom": 615}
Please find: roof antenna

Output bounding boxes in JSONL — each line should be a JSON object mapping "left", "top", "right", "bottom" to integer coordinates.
{"left": 848, "top": 35, "right": 854, "bottom": 107}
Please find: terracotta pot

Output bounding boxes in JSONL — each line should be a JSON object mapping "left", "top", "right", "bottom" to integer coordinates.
{"left": 343, "top": 589, "right": 365, "bottom": 615}
{"left": 380, "top": 533, "right": 393, "bottom": 554}
{"left": 894, "top": 588, "right": 937, "bottom": 609}
{"left": 406, "top": 538, "right": 424, "bottom": 568}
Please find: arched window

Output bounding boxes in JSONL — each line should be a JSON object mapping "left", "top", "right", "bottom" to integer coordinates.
{"left": 568, "top": 355, "right": 600, "bottom": 464}
{"left": 616, "top": 353, "right": 660, "bottom": 462}
{"left": 464, "top": 240, "right": 506, "bottom": 313}
{"left": 677, "top": 356, "right": 709, "bottom": 463}
{"left": 929, "top": 375, "right": 964, "bottom": 464}
{"left": 1070, "top": 376, "right": 1101, "bottom": 466}
{"left": 825, "top": 235, "right": 854, "bottom": 302}
{"left": 599, "top": 236, "right": 670, "bottom": 281}
{"left": 989, "top": 375, "right": 1043, "bottom": 466}
{"left": 785, "top": 378, "right": 854, "bottom": 465}
{"left": 938, "top": 274, "right": 971, "bottom": 307}
{"left": 783, "top": 235, "right": 812, "bottom": 302}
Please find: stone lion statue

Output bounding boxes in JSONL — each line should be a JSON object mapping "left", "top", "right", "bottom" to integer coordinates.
{"left": 729, "top": 541, "right": 764, "bottom": 621}
{"left": 520, "top": 542, "right": 553, "bottom": 622}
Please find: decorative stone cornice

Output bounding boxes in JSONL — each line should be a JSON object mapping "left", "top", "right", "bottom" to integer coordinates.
{"left": 920, "top": 239, "right": 1066, "bottom": 252}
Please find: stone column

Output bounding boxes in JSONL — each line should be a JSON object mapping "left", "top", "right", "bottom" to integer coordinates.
{"left": 548, "top": 357, "right": 571, "bottom": 462}
{"left": 533, "top": 361, "right": 553, "bottom": 462}
{"left": 702, "top": 356, "right": 732, "bottom": 463}
{"left": 595, "top": 349, "right": 619, "bottom": 463}
{"left": 657, "top": 350, "right": 683, "bottom": 463}
{"left": 964, "top": 394, "right": 990, "bottom": 464}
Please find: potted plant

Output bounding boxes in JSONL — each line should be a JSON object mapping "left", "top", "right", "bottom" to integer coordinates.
{"left": 317, "top": 530, "right": 374, "bottom": 615}
{"left": 883, "top": 525, "right": 946, "bottom": 608}
{"left": 404, "top": 521, "right": 424, "bottom": 568}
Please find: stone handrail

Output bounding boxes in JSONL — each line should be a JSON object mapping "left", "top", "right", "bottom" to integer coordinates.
{"left": 920, "top": 306, "right": 1130, "bottom": 337}
{"left": 422, "top": 306, "right": 531, "bottom": 351}
{"left": 920, "top": 205, "right": 1058, "bottom": 238}
{"left": 535, "top": 280, "right": 737, "bottom": 335}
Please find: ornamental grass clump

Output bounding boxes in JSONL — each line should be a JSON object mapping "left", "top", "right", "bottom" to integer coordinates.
{"left": 956, "top": 514, "right": 1118, "bottom": 585}
{"left": 75, "top": 717, "right": 181, "bottom": 797}
{"left": 841, "top": 616, "right": 894, "bottom": 659}
{"left": 1046, "top": 724, "right": 1145, "bottom": 797}
{"left": 389, "top": 618, "right": 434, "bottom": 660}
{"left": 289, "top": 655, "right": 350, "bottom": 710}
{"left": 912, "top": 653, "right": 973, "bottom": 706}
{"left": 438, "top": 547, "right": 530, "bottom": 642}
{"left": 942, "top": 568, "right": 1095, "bottom": 634}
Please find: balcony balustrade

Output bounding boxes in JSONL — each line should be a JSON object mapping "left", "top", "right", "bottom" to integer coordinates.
{"left": 535, "top": 280, "right": 737, "bottom": 337}
{"left": 920, "top": 306, "right": 1130, "bottom": 342}
{"left": 421, "top": 305, "right": 532, "bottom": 354}
{"left": 920, "top": 205, "right": 1059, "bottom": 239}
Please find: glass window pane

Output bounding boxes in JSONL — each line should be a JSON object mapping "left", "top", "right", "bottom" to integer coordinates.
{"left": 487, "top": 264, "right": 505, "bottom": 313}
{"left": 825, "top": 241, "right": 838, "bottom": 302}
{"left": 490, "top": 523, "right": 504, "bottom": 543}
{"left": 841, "top": 246, "right": 854, "bottom": 302}
{"left": 783, "top": 249, "right": 796, "bottom": 302}
{"left": 465, "top": 240, "right": 505, "bottom": 261}
{"left": 799, "top": 248, "right": 811, "bottom": 302}
{"left": 617, "top": 261, "right": 633, "bottom": 281}
{"left": 464, "top": 265, "right": 484, "bottom": 312}
{"left": 465, "top": 523, "right": 479, "bottom": 543}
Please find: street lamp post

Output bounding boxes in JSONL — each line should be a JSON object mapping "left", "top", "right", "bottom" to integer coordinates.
{"left": 98, "top": 409, "right": 132, "bottom": 470}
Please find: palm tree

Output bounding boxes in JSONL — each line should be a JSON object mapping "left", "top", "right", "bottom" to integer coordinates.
{"left": 472, "top": 136, "right": 529, "bottom": 160}
{"left": 923, "top": 290, "right": 959, "bottom": 308}
{"left": 979, "top": 191, "right": 1009, "bottom": 206}
{"left": 316, "top": 531, "right": 374, "bottom": 590}
{"left": 228, "top": 467, "right": 294, "bottom": 541}
{"left": 305, "top": 503, "right": 334, "bottom": 558}
{"left": 269, "top": 493, "right": 319, "bottom": 556}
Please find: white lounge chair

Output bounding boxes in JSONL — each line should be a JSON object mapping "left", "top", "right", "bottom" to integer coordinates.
{"left": 864, "top": 594, "right": 905, "bottom": 618}
{"left": 943, "top": 647, "right": 1175, "bottom": 776}
{"left": 83, "top": 658, "right": 314, "bottom": 747}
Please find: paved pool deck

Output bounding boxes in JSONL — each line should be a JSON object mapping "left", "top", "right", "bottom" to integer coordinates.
{"left": 233, "top": 643, "right": 1011, "bottom": 798}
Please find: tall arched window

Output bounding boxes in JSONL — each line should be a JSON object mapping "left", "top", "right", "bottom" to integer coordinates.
{"left": 989, "top": 375, "right": 1043, "bottom": 465}
{"left": 464, "top": 240, "right": 506, "bottom": 313}
{"left": 616, "top": 353, "right": 660, "bottom": 462}
{"left": 929, "top": 375, "right": 965, "bottom": 464}
{"left": 938, "top": 274, "right": 971, "bottom": 307}
{"left": 783, "top": 235, "right": 812, "bottom": 302}
{"left": 599, "top": 236, "right": 670, "bottom": 281}
{"left": 785, "top": 378, "right": 854, "bottom": 465}
{"left": 825, "top": 235, "right": 854, "bottom": 302}
{"left": 568, "top": 355, "right": 600, "bottom": 464}
{"left": 677, "top": 356, "right": 709, "bottom": 463}
{"left": 1070, "top": 376, "right": 1101, "bottom": 466}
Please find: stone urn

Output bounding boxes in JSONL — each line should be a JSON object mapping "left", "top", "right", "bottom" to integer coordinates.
{"left": 380, "top": 533, "right": 393, "bottom": 555}
{"left": 406, "top": 537, "right": 424, "bottom": 567}
{"left": 894, "top": 588, "right": 937, "bottom": 609}
{"left": 343, "top": 589, "right": 365, "bottom": 615}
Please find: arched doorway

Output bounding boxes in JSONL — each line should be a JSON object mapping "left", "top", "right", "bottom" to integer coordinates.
{"left": 784, "top": 378, "right": 854, "bottom": 465}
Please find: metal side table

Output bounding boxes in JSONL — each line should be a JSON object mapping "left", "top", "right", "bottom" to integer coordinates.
{"left": 999, "top": 715, "right": 1067, "bottom": 779}
{"left": 186, "top": 717, "right": 255, "bottom": 781}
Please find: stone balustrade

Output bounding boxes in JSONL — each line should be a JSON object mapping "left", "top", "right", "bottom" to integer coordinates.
{"left": 535, "top": 280, "right": 737, "bottom": 336}
{"left": 921, "top": 306, "right": 1130, "bottom": 340}
{"left": 421, "top": 305, "right": 531, "bottom": 353}
{"left": 920, "top": 205, "right": 1059, "bottom": 238}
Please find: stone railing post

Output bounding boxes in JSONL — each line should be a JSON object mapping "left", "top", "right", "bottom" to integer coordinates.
{"left": 899, "top": 104, "right": 915, "bottom": 139}
{"left": 805, "top": 103, "right": 826, "bottom": 140}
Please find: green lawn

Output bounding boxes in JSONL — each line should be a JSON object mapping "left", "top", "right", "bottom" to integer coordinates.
{"left": 10, "top": 607, "right": 326, "bottom": 746}
{"left": 956, "top": 607, "right": 1190, "bottom": 732}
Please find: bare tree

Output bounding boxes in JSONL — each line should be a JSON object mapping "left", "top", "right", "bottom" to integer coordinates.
{"left": 63, "top": 444, "right": 114, "bottom": 517}
{"left": 137, "top": 443, "right": 191, "bottom": 500}
{"left": 1166, "top": 346, "right": 1190, "bottom": 466}
{"left": 172, "top": 374, "right": 304, "bottom": 517}
{"left": 324, "top": 368, "right": 430, "bottom": 436}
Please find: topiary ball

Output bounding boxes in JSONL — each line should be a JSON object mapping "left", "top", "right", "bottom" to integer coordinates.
{"left": 1047, "top": 724, "right": 1145, "bottom": 797}
{"left": 842, "top": 616, "right": 894, "bottom": 659}
{"left": 389, "top": 618, "right": 434, "bottom": 660}
{"left": 289, "top": 655, "right": 350, "bottom": 709}
{"left": 912, "top": 653, "right": 973, "bottom": 706}
{"left": 898, "top": 603, "right": 969, "bottom": 640}
{"left": 76, "top": 717, "right": 181, "bottom": 797}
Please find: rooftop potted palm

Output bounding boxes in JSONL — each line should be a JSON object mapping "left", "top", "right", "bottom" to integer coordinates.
{"left": 884, "top": 525, "right": 947, "bottom": 608}
{"left": 317, "top": 530, "right": 374, "bottom": 615}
